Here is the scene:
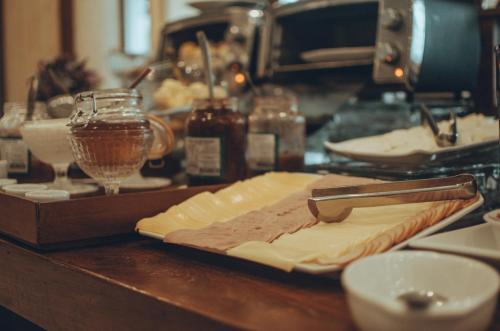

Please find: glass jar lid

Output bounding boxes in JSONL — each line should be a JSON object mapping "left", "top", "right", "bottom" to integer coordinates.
{"left": 75, "top": 88, "right": 141, "bottom": 102}
{"left": 70, "top": 88, "right": 144, "bottom": 127}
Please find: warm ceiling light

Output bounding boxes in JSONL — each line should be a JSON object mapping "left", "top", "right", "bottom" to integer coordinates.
{"left": 394, "top": 67, "right": 404, "bottom": 78}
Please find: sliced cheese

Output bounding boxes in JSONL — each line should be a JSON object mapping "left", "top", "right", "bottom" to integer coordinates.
{"left": 227, "top": 202, "right": 436, "bottom": 272}
{"left": 135, "top": 172, "right": 321, "bottom": 236}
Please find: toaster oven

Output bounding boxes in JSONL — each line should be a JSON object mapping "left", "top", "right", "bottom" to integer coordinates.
{"left": 156, "top": 6, "right": 266, "bottom": 76}
{"left": 263, "top": 0, "right": 480, "bottom": 92}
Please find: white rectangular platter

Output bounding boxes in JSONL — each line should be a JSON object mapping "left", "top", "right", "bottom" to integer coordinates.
{"left": 138, "top": 196, "right": 483, "bottom": 276}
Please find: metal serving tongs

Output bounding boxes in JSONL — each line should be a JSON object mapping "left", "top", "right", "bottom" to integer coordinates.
{"left": 308, "top": 174, "right": 477, "bottom": 223}
{"left": 419, "top": 104, "right": 458, "bottom": 147}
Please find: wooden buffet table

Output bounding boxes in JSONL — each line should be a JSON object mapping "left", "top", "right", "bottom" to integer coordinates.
{"left": 0, "top": 233, "right": 499, "bottom": 330}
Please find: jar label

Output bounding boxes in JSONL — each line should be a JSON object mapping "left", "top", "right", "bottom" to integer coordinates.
{"left": 185, "top": 137, "right": 222, "bottom": 177}
{"left": 0, "top": 138, "right": 29, "bottom": 174}
{"left": 246, "top": 133, "right": 277, "bottom": 171}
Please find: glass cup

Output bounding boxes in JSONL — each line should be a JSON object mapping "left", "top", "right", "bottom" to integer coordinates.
{"left": 20, "top": 118, "right": 97, "bottom": 195}
{"left": 68, "top": 89, "right": 174, "bottom": 195}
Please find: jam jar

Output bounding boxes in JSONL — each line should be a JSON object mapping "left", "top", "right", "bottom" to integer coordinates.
{"left": 185, "top": 97, "right": 246, "bottom": 186}
{"left": 247, "top": 95, "right": 305, "bottom": 175}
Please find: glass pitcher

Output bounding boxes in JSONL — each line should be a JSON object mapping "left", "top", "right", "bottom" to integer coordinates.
{"left": 68, "top": 88, "right": 174, "bottom": 195}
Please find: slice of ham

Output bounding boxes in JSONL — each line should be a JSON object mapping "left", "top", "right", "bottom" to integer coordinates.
{"left": 164, "top": 174, "right": 379, "bottom": 252}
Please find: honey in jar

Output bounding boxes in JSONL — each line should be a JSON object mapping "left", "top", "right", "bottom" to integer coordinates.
{"left": 69, "top": 88, "right": 173, "bottom": 195}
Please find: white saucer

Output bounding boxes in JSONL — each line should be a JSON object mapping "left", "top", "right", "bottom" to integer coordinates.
{"left": 121, "top": 176, "right": 172, "bottom": 191}
{"left": 43, "top": 183, "right": 99, "bottom": 196}
{"left": 409, "top": 223, "right": 500, "bottom": 266}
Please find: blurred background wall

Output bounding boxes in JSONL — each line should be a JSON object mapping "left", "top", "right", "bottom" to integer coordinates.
{"left": 0, "top": 0, "right": 198, "bottom": 103}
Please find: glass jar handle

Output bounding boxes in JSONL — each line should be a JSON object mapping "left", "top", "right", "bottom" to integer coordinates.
{"left": 146, "top": 114, "right": 175, "bottom": 160}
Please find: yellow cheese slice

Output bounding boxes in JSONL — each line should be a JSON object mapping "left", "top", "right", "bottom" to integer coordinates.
{"left": 227, "top": 202, "right": 436, "bottom": 272}
{"left": 136, "top": 172, "right": 321, "bottom": 236}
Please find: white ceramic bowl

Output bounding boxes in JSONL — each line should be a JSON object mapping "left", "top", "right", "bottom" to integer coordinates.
{"left": 342, "top": 251, "right": 499, "bottom": 331}
{"left": 484, "top": 209, "right": 500, "bottom": 232}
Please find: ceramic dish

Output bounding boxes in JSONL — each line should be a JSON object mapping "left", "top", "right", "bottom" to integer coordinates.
{"left": 25, "top": 189, "right": 70, "bottom": 202}
{"left": 120, "top": 176, "right": 172, "bottom": 191}
{"left": 409, "top": 223, "right": 500, "bottom": 266}
{"left": 324, "top": 114, "right": 498, "bottom": 166}
{"left": 483, "top": 209, "right": 500, "bottom": 233}
{"left": 2, "top": 184, "right": 48, "bottom": 196}
{"left": 139, "top": 195, "right": 483, "bottom": 275}
{"left": 324, "top": 140, "right": 497, "bottom": 166}
{"left": 342, "top": 251, "right": 499, "bottom": 331}
{"left": 0, "top": 178, "right": 17, "bottom": 187}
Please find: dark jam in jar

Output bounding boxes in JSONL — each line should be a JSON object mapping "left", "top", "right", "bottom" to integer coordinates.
{"left": 185, "top": 98, "right": 246, "bottom": 186}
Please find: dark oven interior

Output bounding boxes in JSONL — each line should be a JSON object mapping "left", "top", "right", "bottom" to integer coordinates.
{"left": 275, "top": 2, "right": 379, "bottom": 66}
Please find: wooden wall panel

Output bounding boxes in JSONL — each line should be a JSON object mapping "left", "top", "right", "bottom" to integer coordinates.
{"left": 3, "top": 0, "right": 61, "bottom": 102}
{"left": 60, "top": 0, "right": 74, "bottom": 55}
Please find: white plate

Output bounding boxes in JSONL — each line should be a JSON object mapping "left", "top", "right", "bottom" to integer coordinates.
{"left": 324, "top": 140, "right": 497, "bottom": 166}
{"left": 138, "top": 196, "right": 483, "bottom": 275}
{"left": 36, "top": 182, "right": 99, "bottom": 196}
{"left": 324, "top": 114, "right": 499, "bottom": 166}
{"left": 301, "top": 47, "right": 375, "bottom": 63}
{"left": 409, "top": 223, "right": 500, "bottom": 266}
{"left": 121, "top": 177, "right": 172, "bottom": 191}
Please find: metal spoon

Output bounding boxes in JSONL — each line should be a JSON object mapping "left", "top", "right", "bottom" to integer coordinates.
{"left": 397, "top": 290, "right": 448, "bottom": 310}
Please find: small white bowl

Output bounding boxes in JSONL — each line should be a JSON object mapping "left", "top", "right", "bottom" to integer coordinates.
{"left": 342, "top": 251, "right": 499, "bottom": 331}
{"left": 0, "top": 178, "right": 17, "bottom": 187}
{"left": 3, "top": 184, "right": 48, "bottom": 196}
{"left": 483, "top": 209, "right": 500, "bottom": 233}
{"left": 483, "top": 209, "right": 500, "bottom": 244}
{"left": 25, "top": 190, "right": 70, "bottom": 202}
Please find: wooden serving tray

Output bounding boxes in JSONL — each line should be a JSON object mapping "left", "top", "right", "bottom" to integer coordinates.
{"left": 0, "top": 184, "right": 225, "bottom": 250}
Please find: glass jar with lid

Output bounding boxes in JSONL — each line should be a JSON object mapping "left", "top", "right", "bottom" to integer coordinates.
{"left": 185, "top": 97, "right": 246, "bottom": 186}
{"left": 0, "top": 102, "right": 52, "bottom": 180}
{"left": 246, "top": 95, "right": 305, "bottom": 175}
{"left": 68, "top": 88, "right": 174, "bottom": 195}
